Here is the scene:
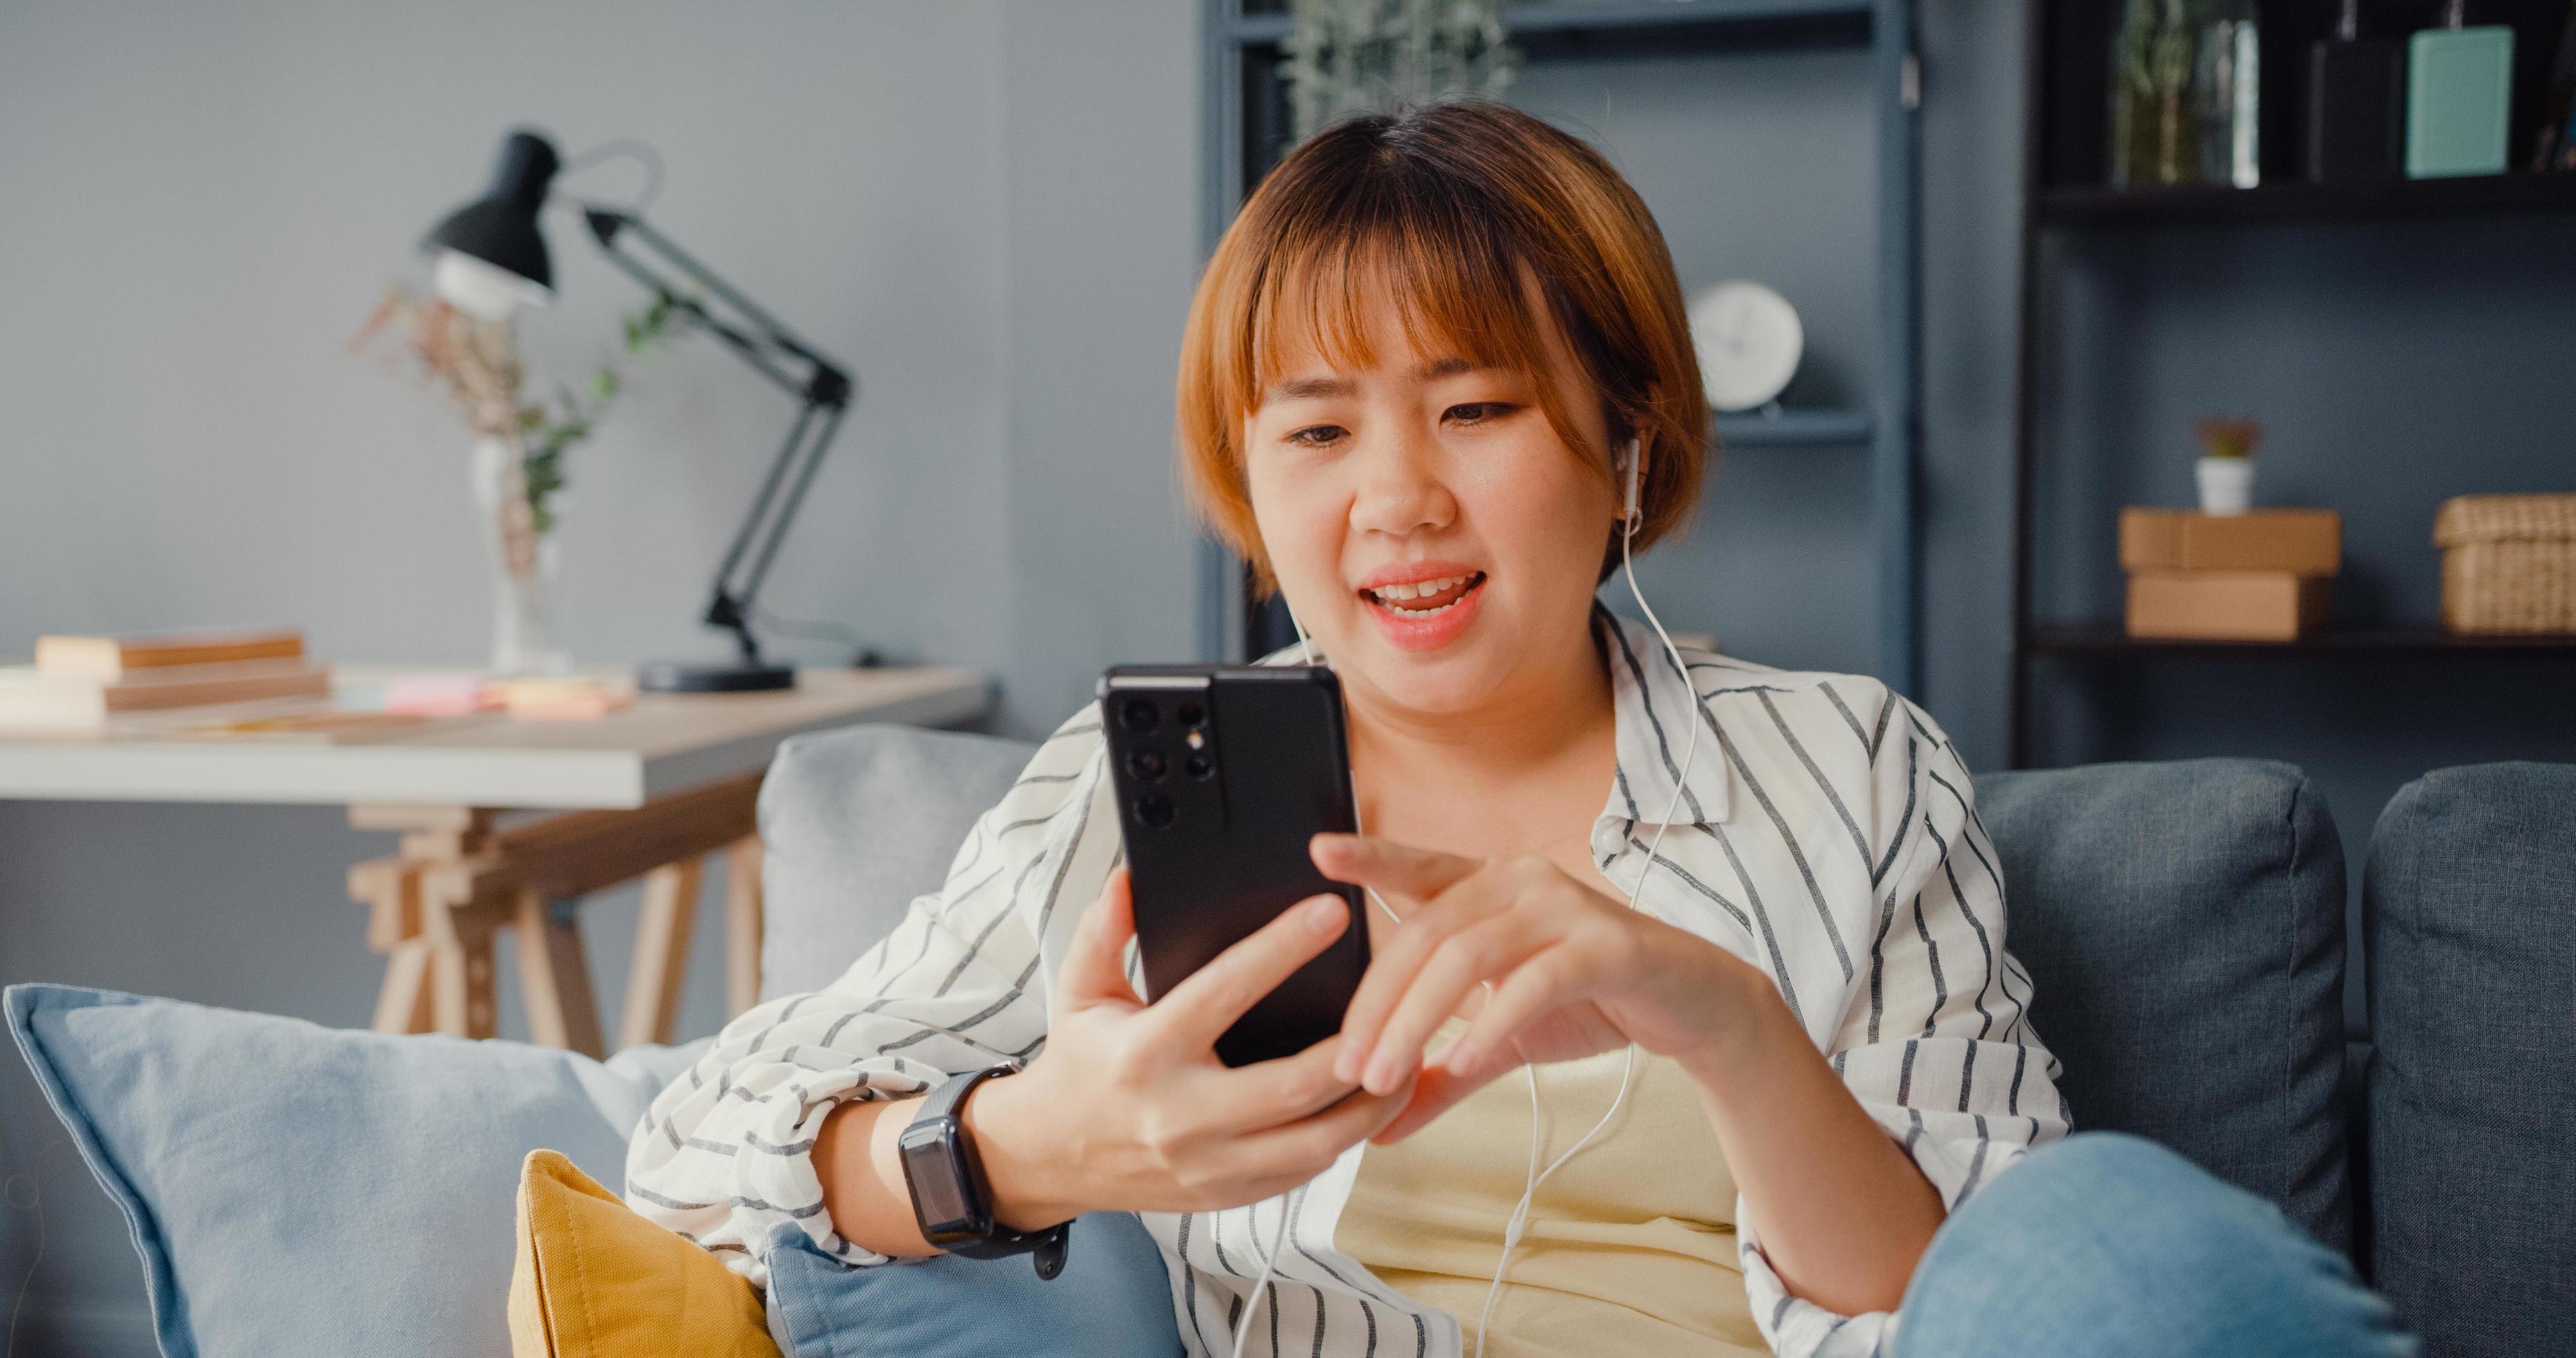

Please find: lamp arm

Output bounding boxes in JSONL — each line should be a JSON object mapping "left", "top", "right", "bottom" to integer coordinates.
{"left": 572, "top": 204, "right": 859, "bottom": 667}
{"left": 581, "top": 208, "right": 854, "bottom": 407}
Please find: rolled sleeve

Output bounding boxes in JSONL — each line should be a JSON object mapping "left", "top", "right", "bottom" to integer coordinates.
{"left": 1745, "top": 700, "right": 2071, "bottom": 1357}
{"left": 623, "top": 712, "right": 1112, "bottom": 1287}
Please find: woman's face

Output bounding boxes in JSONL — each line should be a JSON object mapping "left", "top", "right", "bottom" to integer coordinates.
{"left": 1243, "top": 276, "right": 1620, "bottom": 718}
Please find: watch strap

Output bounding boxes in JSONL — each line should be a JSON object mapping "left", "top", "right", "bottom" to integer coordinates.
{"left": 906, "top": 1062, "right": 1072, "bottom": 1280}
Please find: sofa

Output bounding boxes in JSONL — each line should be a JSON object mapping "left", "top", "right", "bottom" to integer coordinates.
{"left": 11, "top": 728, "right": 2570, "bottom": 1357}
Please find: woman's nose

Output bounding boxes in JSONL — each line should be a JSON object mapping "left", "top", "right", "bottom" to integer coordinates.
{"left": 1347, "top": 429, "right": 1455, "bottom": 537}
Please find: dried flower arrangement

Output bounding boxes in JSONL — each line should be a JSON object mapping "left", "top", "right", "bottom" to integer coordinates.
{"left": 2193, "top": 416, "right": 2263, "bottom": 460}
{"left": 350, "top": 289, "right": 678, "bottom": 575}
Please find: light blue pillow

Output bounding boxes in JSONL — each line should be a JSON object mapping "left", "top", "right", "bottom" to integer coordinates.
{"left": 5, "top": 983, "right": 704, "bottom": 1358}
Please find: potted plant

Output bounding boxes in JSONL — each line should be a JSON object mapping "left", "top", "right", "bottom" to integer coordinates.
{"left": 2193, "top": 415, "right": 2262, "bottom": 515}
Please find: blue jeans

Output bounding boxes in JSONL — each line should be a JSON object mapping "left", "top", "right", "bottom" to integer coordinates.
{"left": 1893, "top": 1133, "right": 2416, "bottom": 1358}
{"left": 764, "top": 1212, "right": 1185, "bottom": 1357}
{"left": 762, "top": 1134, "right": 2414, "bottom": 1357}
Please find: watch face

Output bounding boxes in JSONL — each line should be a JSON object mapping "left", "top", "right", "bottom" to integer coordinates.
{"left": 900, "top": 1122, "right": 977, "bottom": 1237}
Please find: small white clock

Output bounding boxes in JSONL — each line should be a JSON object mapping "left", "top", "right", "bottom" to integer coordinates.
{"left": 1688, "top": 281, "right": 1803, "bottom": 412}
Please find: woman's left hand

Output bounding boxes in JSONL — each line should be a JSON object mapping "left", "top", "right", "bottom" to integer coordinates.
{"left": 1311, "top": 832, "right": 1773, "bottom": 1144}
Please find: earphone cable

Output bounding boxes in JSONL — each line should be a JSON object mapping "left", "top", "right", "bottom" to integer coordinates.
{"left": 1275, "top": 489, "right": 1705, "bottom": 1358}
{"left": 1475, "top": 456, "right": 1701, "bottom": 1358}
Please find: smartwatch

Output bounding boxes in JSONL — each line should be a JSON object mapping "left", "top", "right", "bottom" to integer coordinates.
{"left": 897, "top": 1060, "right": 1071, "bottom": 1280}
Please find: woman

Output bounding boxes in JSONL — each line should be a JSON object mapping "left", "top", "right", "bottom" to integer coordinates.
{"left": 631, "top": 103, "right": 2412, "bottom": 1358}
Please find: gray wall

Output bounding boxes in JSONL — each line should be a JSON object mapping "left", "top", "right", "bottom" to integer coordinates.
{"left": 0, "top": 1, "right": 1198, "bottom": 1348}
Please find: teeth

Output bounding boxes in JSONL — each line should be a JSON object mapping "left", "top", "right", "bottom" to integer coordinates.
{"left": 1368, "top": 574, "right": 1477, "bottom": 613}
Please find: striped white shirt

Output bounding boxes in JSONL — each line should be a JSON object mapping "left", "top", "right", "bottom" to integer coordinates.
{"left": 628, "top": 610, "right": 2069, "bottom": 1357}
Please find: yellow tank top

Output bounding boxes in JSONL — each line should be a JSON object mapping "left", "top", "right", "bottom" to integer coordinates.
{"left": 1334, "top": 1022, "right": 1764, "bottom": 1357}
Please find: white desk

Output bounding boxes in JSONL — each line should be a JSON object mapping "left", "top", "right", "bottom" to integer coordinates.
{"left": 0, "top": 666, "right": 993, "bottom": 1054}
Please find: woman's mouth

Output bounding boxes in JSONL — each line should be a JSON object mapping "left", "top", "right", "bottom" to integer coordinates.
{"left": 1358, "top": 571, "right": 1487, "bottom": 650}
{"left": 1363, "top": 572, "right": 1483, "bottom": 616}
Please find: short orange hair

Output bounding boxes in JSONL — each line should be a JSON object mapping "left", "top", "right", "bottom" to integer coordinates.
{"left": 1176, "top": 100, "right": 1710, "bottom": 593}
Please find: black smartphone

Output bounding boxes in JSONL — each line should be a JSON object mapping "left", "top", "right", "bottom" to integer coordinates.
{"left": 1098, "top": 664, "right": 1369, "bottom": 1068}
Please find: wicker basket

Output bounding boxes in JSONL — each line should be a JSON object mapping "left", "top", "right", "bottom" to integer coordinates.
{"left": 2434, "top": 493, "right": 2576, "bottom": 635}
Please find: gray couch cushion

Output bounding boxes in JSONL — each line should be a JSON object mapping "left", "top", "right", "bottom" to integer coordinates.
{"left": 2366, "top": 762, "right": 2576, "bottom": 1356}
{"left": 757, "top": 725, "right": 1041, "bottom": 1000}
{"left": 1974, "top": 759, "right": 2351, "bottom": 1254}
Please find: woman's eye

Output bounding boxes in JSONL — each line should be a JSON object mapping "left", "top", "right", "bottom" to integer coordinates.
{"left": 1445, "top": 402, "right": 1514, "bottom": 425}
{"left": 1285, "top": 424, "right": 1347, "bottom": 448}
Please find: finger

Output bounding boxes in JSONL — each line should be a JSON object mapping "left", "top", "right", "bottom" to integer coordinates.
{"left": 1358, "top": 912, "right": 1550, "bottom": 1096}
{"left": 1331, "top": 872, "right": 1509, "bottom": 1084}
{"left": 1309, "top": 834, "right": 1482, "bottom": 902}
{"left": 1201, "top": 1032, "right": 1358, "bottom": 1132}
{"left": 1150, "top": 892, "right": 1351, "bottom": 1055}
{"left": 1056, "top": 869, "right": 1144, "bottom": 1010}
{"left": 1218, "top": 1073, "right": 1415, "bottom": 1185}
{"left": 1371, "top": 1062, "right": 1502, "bottom": 1145}
{"left": 1441, "top": 948, "right": 1593, "bottom": 1085}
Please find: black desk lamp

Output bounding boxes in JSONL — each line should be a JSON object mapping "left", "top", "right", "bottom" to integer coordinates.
{"left": 423, "top": 128, "right": 859, "bottom": 692}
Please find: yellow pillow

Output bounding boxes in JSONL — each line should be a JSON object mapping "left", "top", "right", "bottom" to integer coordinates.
{"left": 508, "top": 1149, "right": 780, "bottom": 1358}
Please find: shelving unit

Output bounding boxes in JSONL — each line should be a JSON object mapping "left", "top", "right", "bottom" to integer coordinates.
{"left": 2026, "top": 624, "right": 2576, "bottom": 659}
{"left": 2005, "top": 0, "right": 2576, "bottom": 766}
{"left": 1198, "top": 0, "right": 1922, "bottom": 690}
{"left": 2039, "top": 171, "right": 2576, "bottom": 227}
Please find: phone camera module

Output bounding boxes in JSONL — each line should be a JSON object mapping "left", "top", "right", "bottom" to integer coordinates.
{"left": 1184, "top": 753, "right": 1214, "bottom": 781}
{"left": 1119, "top": 697, "right": 1159, "bottom": 734}
{"left": 1175, "top": 702, "right": 1205, "bottom": 729}
{"left": 1128, "top": 749, "right": 1166, "bottom": 782}
{"left": 1133, "top": 794, "right": 1175, "bottom": 829}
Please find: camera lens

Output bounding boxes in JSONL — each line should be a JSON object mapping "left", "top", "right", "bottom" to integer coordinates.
{"left": 1175, "top": 702, "right": 1204, "bottom": 729}
{"left": 1120, "top": 696, "right": 1159, "bottom": 733}
{"left": 1128, "top": 749, "right": 1166, "bottom": 782}
{"left": 1184, "top": 753, "right": 1213, "bottom": 781}
{"left": 1133, "top": 794, "right": 1175, "bottom": 828}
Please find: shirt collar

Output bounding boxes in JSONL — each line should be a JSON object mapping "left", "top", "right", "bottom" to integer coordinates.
{"left": 1594, "top": 605, "right": 1731, "bottom": 829}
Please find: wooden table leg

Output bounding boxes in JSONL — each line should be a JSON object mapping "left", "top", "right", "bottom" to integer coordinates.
{"left": 514, "top": 888, "right": 606, "bottom": 1059}
{"left": 374, "top": 939, "right": 436, "bottom": 1033}
{"left": 354, "top": 775, "right": 758, "bottom": 1053}
{"left": 620, "top": 858, "right": 703, "bottom": 1050}
{"left": 725, "top": 836, "right": 764, "bottom": 1018}
{"left": 426, "top": 886, "right": 503, "bottom": 1040}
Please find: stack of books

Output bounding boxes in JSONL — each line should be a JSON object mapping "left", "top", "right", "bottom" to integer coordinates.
{"left": 0, "top": 628, "right": 328, "bottom": 728}
{"left": 2121, "top": 509, "right": 2343, "bottom": 641}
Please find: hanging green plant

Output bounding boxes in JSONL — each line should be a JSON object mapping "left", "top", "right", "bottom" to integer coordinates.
{"left": 1279, "top": 0, "right": 1520, "bottom": 140}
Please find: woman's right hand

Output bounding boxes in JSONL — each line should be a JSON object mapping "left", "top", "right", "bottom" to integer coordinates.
{"left": 969, "top": 868, "right": 1411, "bottom": 1229}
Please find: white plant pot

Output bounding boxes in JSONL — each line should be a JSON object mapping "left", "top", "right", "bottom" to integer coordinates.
{"left": 2196, "top": 457, "right": 2254, "bottom": 516}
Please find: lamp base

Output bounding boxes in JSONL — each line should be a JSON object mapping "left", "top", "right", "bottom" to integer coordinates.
{"left": 638, "top": 661, "right": 796, "bottom": 694}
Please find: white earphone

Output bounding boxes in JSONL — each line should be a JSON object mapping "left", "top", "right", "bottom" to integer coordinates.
{"left": 1240, "top": 435, "right": 1699, "bottom": 1358}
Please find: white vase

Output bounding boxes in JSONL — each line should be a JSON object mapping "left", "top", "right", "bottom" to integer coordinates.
{"left": 468, "top": 437, "right": 572, "bottom": 676}
{"left": 2196, "top": 456, "right": 2254, "bottom": 516}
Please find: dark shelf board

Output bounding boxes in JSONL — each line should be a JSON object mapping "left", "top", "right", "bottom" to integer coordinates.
{"left": 2026, "top": 624, "right": 2576, "bottom": 658}
{"left": 2038, "top": 173, "right": 2576, "bottom": 229}
{"left": 1715, "top": 407, "right": 1873, "bottom": 447}
{"left": 1229, "top": 0, "right": 1874, "bottom": 48}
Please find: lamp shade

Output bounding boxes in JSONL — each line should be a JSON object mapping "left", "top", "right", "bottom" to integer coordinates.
{"left": 423, "top": 130, "right": 561, "bottom": 317}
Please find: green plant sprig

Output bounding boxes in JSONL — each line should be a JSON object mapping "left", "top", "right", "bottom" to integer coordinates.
{"left": 516, "top": 292, "right": 683, "bottom": 534}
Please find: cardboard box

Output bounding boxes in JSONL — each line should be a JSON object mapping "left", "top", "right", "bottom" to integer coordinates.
{"left": 2119, "top": 508, "right": 2342, "bottom": 576}
{"left": 2126, "top": 571, "right": 2331, "bottom": 641}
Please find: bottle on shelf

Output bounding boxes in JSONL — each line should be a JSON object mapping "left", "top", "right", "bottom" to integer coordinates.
{"left": 2194, "top": 0, "right": 2261, "bottom": 188}
{"left": 2537, "top": 1, "right": 2576, "bottom": 170}
{"left": 2112, "top": 0, "right": 2207, "bottom": 187}
{"left": 2407, "top": 0, "right": 2516, "bottom": 179}
{"left": 2306, "top": 0, "right": 2407, "bottom": 182}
